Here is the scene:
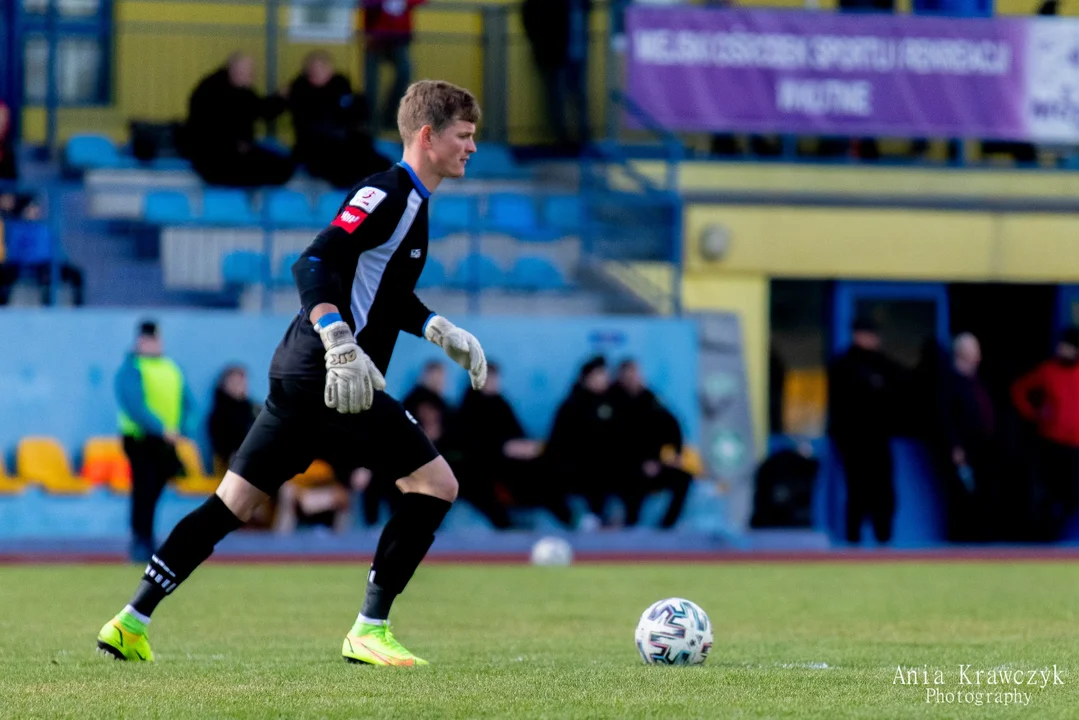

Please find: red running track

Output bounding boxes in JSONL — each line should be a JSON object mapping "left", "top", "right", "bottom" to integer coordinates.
{"left": 5, "top": 548, "right": 1079, "bottom": 565}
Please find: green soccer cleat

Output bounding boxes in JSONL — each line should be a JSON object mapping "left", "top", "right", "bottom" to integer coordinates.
{"left": 96, "top": 616, "right": 154, "bottom": 662}
{"left": 342, "top": 622, "right": 428, "bottom": 667}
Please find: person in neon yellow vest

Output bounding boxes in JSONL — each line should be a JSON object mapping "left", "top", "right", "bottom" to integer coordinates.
{"left": 115, "top": 320, "right": 196, "bottom": 562}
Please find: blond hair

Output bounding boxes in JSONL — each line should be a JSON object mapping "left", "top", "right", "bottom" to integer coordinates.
{"left": 397, "top": 80, "right": 482, "bottom": 146}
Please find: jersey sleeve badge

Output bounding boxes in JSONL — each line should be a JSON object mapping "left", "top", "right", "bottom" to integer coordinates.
{"left": 330, "top": 186, "right": 388, "bottom": 233}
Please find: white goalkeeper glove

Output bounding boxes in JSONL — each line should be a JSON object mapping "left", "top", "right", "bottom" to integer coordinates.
{"left": 316, "top": 315, "right": 386, "bottom": 414}
{"left": 424, "top": 315, "right": 487, "bottom": 390}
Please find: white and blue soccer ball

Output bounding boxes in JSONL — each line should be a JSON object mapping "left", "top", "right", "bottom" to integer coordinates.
{"left": 530, "top": 536, "right": 573, "bottom": 566}
{"left": 635, "top": 597, "right": 713, "bottom": 666}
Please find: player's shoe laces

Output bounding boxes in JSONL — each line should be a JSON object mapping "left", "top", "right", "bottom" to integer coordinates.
{"left": 342, "top": 622, "right": 428, "bottom": 666}
{"left": 96, "top": 616, "right": 154, "bottom": 662}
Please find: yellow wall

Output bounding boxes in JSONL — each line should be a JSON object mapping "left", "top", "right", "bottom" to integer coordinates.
{"left": 623, "top": 161, "right": 1079, "bottom": 202}
{"left": 23, "top": 0, "right": 610, "bottom": 146}
{"left": 685, "top": 204, "right": 1079, "bottom": 283}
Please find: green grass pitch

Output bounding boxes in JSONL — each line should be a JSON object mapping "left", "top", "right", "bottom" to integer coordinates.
{"left": 2, "top": 561, "right": 1079, "bottom": 718}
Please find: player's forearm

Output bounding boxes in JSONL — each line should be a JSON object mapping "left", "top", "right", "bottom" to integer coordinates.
{"left": 310, "top": 303, "right": 340, "bottom": 326}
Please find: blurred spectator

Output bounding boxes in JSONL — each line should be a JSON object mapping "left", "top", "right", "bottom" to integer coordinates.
{"left": 289, "top": 51, "right": 391, "bottom": 188}
{"left": 936, "top": 333, "right": 998, "bottom": 542}
{"left": 452, "top": 363, "right": 572, "bottom": 529}
{"left": 750, "top": 442, "right": 819, "bottom": 529}
{"left": 181, "top": 53, "right": 294, "bottom": 187}
{"left": 275, "top": 460, "right": 353, "bottom": 534}
{"left": 208, "top": 364, "right": 260, "bottom": 475}
{"left": 0, "top": 100, "right": 16, "bottom": 180}
{"left": 403, "top": 360, "right": 450, "bottom": 447}
{"left": 0, "top": 199, "right": 84, "bottom": 306}
{"left": 608, "top": 359, "right": 691, "bottom": 529}
{"left": 545, "top": 355, "right": 618, "bottom": 527}
{"left": 363, "top": 0, "right": 425, "bottom": 132}
{"left": 1011, "top": 326, "right": 1079, "bottom": 540}
{"left": 116, "top": 321, "right": 195, "bottom": 562}
{"left": 827, "top": 316, "right": 904, "bottom": 545}
{"left": 522, "top": 0, "right": 592, "bottom": 149}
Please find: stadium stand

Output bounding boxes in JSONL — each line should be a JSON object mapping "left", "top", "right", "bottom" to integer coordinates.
{"left": 80, "top": 436, "right": 131, "bottom": 494}
{"left": 17, "top": 437, "right": 90, "bottom": 495}
{"left": 171, "top": 438, "right": 220, "bottom": 496}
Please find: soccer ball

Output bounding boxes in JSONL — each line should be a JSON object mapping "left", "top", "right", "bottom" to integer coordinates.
{"left": 635, "top": 597, "right": 713, "bottom": 665}
{"left": 530, "top": 536, "right": 573, "bottom": 566}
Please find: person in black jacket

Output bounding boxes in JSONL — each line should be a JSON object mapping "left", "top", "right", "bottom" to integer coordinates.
{"left": 827, "top": 316, "right": 905, "bottom": 544}
{"left": 451, "top": 363, "right": 572, "bottom": 529}
{"left": 208, "top": 365, "right": 260, "bottom": 474}
{"left": 608, "top": 359, "right": 691, "bottom": 529}
{"left": 521, "top": 0, "right": 591, "bottom": 148}
{"left": 544, "top": 355, "right": 617, "bottom": 525}
{"left": 182, "top": 53, "right": 294, "bottom": 187}
{"left": 289, "top": 51, "right": 391, "bottom": 189}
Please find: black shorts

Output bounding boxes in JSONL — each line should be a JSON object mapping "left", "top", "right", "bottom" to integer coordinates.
{"left": 230, "top": 378, "right": 439, "bottom": 495}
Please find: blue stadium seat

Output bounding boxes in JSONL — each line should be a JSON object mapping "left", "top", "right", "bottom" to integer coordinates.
{"left": 543, "top": 195, "right": 585, "bottom": 234}
{"left": 429, "top": 195, "right": 478, "bottom": 239}
{"left": 202, "top": 189, "right": 257, "bottom": 226}
{"left": 451, "top": 253, "right": 506, "bottom": 289}
{"left": 375, "top": 139, "right": 403, "bottom": 161}
{"left": 148, "top": 157, "right": 193, "bottom": 171}
{"left": 416, "top": 257, "right": 448, "bottom": 288}
{"left": 275, "top": 252, "right": 301, "bottom": 285}
{"left": 316, "top": 191, "right": 344, "bottom": 224}
{"left": 144, "top": 191, "right": 193, "bottom": 224}
{"left": 222, "top": 251, "right": 267, "bottom": 286}
{"left": 507, "top": 256, "right": 567, "bottom": 290}
{"left": 66, "top": 134, "right": 124, "bottom": 170}
{"left": 2, "top": 221, "right": 55, "bottom": 265}
{"left": 467, "top": 144, "right": 523, "bottom": 179}
{"left": 267, "top": 190, "right": 316, "bottom": 227}
{"left": 485, "top": 193, "right": 559, "bottom": 242}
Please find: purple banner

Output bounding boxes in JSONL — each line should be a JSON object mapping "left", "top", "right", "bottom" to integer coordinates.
{"left": 626, "top": 9, "right": 1079, "bottom": 142}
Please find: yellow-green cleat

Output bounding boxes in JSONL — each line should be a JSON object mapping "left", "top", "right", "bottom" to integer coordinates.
{"left": 96, "top": 616, "right": 154, "bottom": 662}
{"left": 342, "top": 622, "right": 428, "bottom": 667}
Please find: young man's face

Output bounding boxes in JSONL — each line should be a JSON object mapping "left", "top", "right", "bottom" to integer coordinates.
{"left": 428, "top": 120, "right": 477, "bottom": 179}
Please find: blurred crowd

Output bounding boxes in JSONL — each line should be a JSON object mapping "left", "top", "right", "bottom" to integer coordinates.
{"left": 0, "top": 191, "right": 83, "bottom": 307}
{"left": 262, "top": 355, "right": 692, "bottom": 533}
{"left": 824, "top": 318, "right": 1079, "bottom": 545}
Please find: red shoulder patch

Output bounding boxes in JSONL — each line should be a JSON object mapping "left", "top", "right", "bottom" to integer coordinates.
{"left": 331, "top": 208, "right": 369, "bottom": 234}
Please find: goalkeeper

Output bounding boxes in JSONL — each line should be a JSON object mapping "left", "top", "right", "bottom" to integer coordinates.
{"left": 96, "top": 80, "right": 487, "bottom": 667}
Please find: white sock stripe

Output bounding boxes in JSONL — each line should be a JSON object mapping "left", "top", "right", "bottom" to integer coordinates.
{"left": 357, "top": 613, "right": 386, "bottom": 626}
{"left": 122, "top": 605, "right": 151, "bottom": 626}
{"left": 151, "top": 555, "right": 176, "bottom": 577}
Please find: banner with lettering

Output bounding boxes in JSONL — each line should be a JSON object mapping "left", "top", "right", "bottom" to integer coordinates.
{"left": 626, "top": 8, "right": 1079, "bottom": 142}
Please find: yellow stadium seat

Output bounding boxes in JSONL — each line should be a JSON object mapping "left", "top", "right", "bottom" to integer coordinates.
{"left": 17, "top": 437, "right": 90, "bottom": 494}
{"left": 288, "top": 459, "right": 337, "bottom": 489}
{"left": 81, "top": 436, "right": 132, "bottom": 494}
{"left": 661, "top": 444, "right": 706, "bottom": 478}
{"left": 0, "top": 455, "right": 26, "bottom": 494}
{"left": 172, "top": 438, "right": 221, "bottom": 495}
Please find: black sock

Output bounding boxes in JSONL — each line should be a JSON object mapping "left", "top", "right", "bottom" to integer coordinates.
{"left": 129, "top": 495, "right": 244, "bottom": 617}
{"left": 360, "top": 492, "right": 451, "bottom": 621}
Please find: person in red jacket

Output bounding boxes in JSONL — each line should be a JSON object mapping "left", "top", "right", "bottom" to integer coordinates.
{"left": 1011, "top": 326, "right": 1079, "bottom": 540}
{"left": 363, "top": 0, "right": 425, "bottom": 132}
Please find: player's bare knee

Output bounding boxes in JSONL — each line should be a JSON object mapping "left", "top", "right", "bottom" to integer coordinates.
{"left": 398, "top": 457, "right": 458, "bottom": 502}
{"left": 215, "top": 471, "right": 269, "bottom": 522}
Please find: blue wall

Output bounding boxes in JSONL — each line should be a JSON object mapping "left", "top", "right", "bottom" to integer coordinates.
{"left": 0, "top": 310, "right": 699, "bottom": 469}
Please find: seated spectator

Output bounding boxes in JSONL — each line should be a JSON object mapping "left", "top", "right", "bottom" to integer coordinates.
{"left": 0, "top": 100, "right": 16, "bottom": 180}
{"left": 208, "top": 364, "right": 260, "bottom": 475}
{"left": 403, "top": 360, "right": 451, "bottom": 448}
{"left": 452, "top": 362, "right": 572, "bottom": 529}
{"left": 274, "top": 460, "right": 352, "bottom": 534}
{"left": 608, "top": 359, "right": 691, "bottom": 529}
{"left": 0, "top": 199, "right": 84, "bottom": 306}
{"left": 181, "top": 53, "right": 294, "bottom": 187}
{"left": 544, "top": 355, "right": 618, "bottom": 527}
{"left": 289, "top": 51, "right": 391, "bottom": 188}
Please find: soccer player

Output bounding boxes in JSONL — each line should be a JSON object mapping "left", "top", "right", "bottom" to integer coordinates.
{"left": 95, "top": 80, "right": 487, "bottom": 667}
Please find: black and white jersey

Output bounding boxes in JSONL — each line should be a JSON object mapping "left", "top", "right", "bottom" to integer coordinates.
{"left": 269, "top": 163, "right": 434, "bottom": 379}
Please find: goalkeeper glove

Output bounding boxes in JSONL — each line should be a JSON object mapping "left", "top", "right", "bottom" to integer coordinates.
{"left": 316, "top": 313, "right": 386, "bottom": 414}
{"left": 424, "top": 315, "right": 487, "bottom": 390}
